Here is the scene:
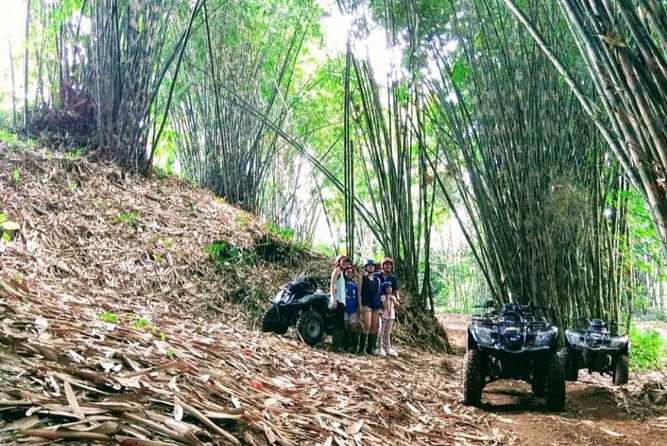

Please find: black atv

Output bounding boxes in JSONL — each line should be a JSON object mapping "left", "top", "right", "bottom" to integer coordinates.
{"left": 463, "top": 300, "right": 566, "bottom": 412}
{"left": 260, "top": 276, "right": 337, "bottom": 346}
{"left": 561, "top": 317, "right": 629, "bottom": 385}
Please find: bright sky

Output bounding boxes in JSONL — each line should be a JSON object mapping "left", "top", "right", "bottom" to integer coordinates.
{"left": 318, "top": 0, "right": 407, "bottom": 86}
{"left": 0, "top": 0, "right": 27, "bottom": 112}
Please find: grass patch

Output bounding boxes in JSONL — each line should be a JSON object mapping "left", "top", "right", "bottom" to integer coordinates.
{"left": 205, "top": 240, "right": 253, "bottom": 265}
{"left": 629, "top": 326, "right": 666, "bottom": 372}
{"left": 0, "top": 128, "right": 16, "bottom": 144}
{"left": 64, "top": 148, "right": 85, "bottom": 160}
{"left": 131, "top": 316, "right": 151, "bottom": 329}
{"left": 97, "top": 310, "right": 119, "bottom": 324}
{"left": 115, "top": 211, "right": 141, "bottom": 225}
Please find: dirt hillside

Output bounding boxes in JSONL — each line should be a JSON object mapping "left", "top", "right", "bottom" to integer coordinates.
{"left": 1, "top": 146, "right": 493, "bottom": 445}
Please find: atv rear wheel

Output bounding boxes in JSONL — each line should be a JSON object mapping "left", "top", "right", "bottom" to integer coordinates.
{"left": 261, "top": 307, "right": 289, "bottom": 335}
{"left": 544, "top": 353, "right": 566, "bottom": 412}
{"left": 463, "top": 349, "right": 486, "bottom": 407}
{"left": 613, "top": 354, "right": 629, "bottom": 385}
{"left": 560, "top": 346, "right": 579, "bottom": 381}
{"left": 296, "top": 310, "right": 325, "bottom": 346}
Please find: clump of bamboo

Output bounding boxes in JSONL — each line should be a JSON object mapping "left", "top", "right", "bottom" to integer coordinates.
{"left": 503, "top": 0, "right": 667, "bottom": 248}
{"left": 424, "top": 0, "right": 626, "bottom": 326}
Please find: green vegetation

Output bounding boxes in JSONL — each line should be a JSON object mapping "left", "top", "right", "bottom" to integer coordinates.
{"left": 205, "top": 240, "right": 252, "bottom": 265}
{"left": 0, "top": 129, "right": 16, "bottom": 144}
{"left": 64, "top": 148, "right": 85, "bottom": 160}
{"left": 313, "top": 243, "right": 336, "bottom": 258}
{"left": 97, "top": 310, "right": 119, "bottom": 324}
{"left": 0, "top": 212, "right": 19, "bottom": 243}
{"left": 131, "top": 316, "right": 151, "bottom": 329}
{"left": 159, "top": 238, "right": 175, "bottom": 251}
{"left": 115, "top": 211, "right": 141, "bottom": 225}
{"left": 267, "top": 222, "right": 294, "bottom": 241}
{"left": 629, "top": 326, "right": 667, "bottom": 372}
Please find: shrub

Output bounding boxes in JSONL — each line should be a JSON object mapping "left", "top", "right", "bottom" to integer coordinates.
{"left": 629, "top": 326, "right": 666, "bottom": 372}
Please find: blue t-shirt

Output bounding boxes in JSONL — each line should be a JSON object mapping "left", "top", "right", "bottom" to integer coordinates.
{"left": 361, "top": 275, "right": 382, "bottom": 309}
{"left": 345, "top": 281, "right": 357, "bottom": 314}
{"left": 375, "top": 272, "right": 399, "bottom": 292}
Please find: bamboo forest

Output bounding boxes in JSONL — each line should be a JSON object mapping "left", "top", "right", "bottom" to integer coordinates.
{"left": 1, "top": 1, "right": 667, "bottom": 445}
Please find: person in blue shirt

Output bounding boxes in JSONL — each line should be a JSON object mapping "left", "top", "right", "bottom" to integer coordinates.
{"left": 357, "top": 259, "right": 382, "bottom": 354}
{"left": 375, "top": 257, "right": 400, "bottom": 302}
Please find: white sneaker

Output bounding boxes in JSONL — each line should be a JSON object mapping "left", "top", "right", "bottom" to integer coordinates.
{"left": 387, "top": 348, "right": 398, "bottom": 357}
{"left": 377, "top": 348, "right": 386, "bottom": 356}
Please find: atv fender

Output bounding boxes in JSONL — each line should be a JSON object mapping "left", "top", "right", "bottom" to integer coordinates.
{"left": 467, "top": 328, "right": 479, "bottom": 350}
{"left": 294, "top": 293, "right": 330, "bottom": 313}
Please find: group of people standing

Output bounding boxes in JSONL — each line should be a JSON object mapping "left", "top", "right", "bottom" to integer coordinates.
{"left": 329, "top": 255, "right": 400, "bottom": 356}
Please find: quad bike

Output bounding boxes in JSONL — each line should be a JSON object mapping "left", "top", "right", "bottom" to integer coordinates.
{"left": 463, "top": 300, "right": 566, "bottom": 412}
{"left": 260, "top": 276, "right": 337, "bottom": 346}
{"left": 561, "top": 317, "right": 629, "bottom": 385}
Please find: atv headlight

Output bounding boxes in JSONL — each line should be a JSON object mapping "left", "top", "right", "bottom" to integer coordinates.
{"left": 272, "top": 291, "right": 285, "bottom": 303}
{"left": 534, "top": 330, "right": 553, "bottom": 346}
{"left": 609, "top": 335, "right": 628, "bottom": 348}
{"left": 475, "top": 326, "right": 497, "bottom": 344}
{"left": 273, "top": 290, "right": 293, "bottom": 304}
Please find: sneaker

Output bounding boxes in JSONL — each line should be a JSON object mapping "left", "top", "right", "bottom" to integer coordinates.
{"left": 387, "top": 348, "right": 398, "bottom": 357}
{"left": 377, "top": 348, "right": 386, "bottom": 356}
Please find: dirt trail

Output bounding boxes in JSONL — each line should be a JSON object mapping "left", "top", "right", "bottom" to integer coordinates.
{"left": 441, "top": 315, "right": 667, "bottom": 446}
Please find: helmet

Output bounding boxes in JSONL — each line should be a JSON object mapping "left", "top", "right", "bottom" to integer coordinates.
{"left": 381, "top": 281, "right": 393, "bottom": 293}
{"left": 381, "top": 257, "right": 394, "bottom": 268}
{"left": 363, "top": 259, "right": 376, "bottom": 269}
{"left": 335, "top": 255, "right": 349, "bottom": 266}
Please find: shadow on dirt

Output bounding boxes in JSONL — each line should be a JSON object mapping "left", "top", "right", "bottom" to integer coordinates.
{"left": 481, "top": 389, "right": 553, "bottom": 414}
{"left": 475, "top": 380, "right": 631, "bottom": 421}
{"left": 565, "top": 384, "right": 630, "bottom": 421}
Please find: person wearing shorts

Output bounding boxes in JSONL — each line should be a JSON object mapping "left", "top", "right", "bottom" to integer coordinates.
{"left": 357, "top": 259, "right": 382, "bottom": 354}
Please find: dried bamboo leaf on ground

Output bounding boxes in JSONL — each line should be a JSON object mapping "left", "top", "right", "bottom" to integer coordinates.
{"left": 0, "top": 148, "right": 501, "bottom": 445}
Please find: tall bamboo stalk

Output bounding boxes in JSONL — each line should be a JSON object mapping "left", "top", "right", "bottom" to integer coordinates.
{"left": 23, "top": 0, "right": 31, "bottom": 126}
{"left": 8, "top": 39, "right": 17, "bottom": 128}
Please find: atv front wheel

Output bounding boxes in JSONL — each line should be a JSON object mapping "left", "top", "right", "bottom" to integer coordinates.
{"left": 531, "top": 366, "right": 545, "bottom": 397}
{"left": 296, "top": 310, "right": 325, "bottom": 346}
{"left": 560, "top": 346, "right": 579, "bottom": 381}
{"left": 613, "top": 354, "right": 629, "bottom": 385}
{"left": 463, "top": 349, "right": 486, "bottom": 407}
{"left": 544, "top": 353, "right": 566, "bottom": 412}
{"left": 261, "top": 307, "right": 289, "bottom": 335}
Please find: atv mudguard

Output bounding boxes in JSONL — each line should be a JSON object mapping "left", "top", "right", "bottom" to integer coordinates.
{"left": 292, "top": 293, "right": 330, "bottom": 312}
